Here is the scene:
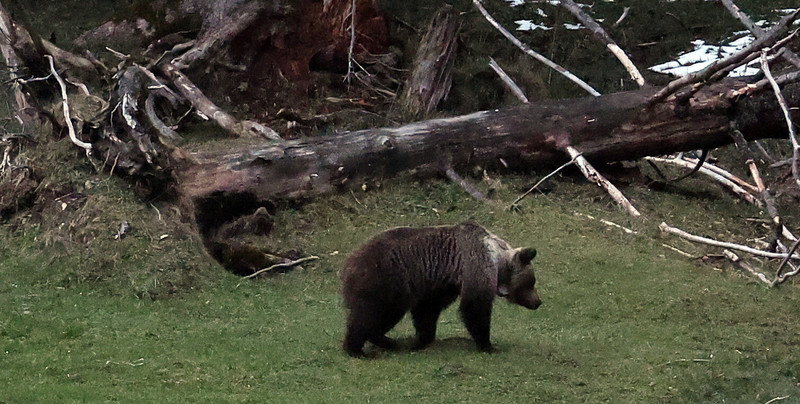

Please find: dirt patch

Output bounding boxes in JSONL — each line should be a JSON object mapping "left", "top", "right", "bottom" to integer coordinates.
{"left": 0, "top": 167, "right": 39, "bottom": 220}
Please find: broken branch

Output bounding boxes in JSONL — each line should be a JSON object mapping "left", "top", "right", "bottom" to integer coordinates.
{"left": 648, "top": 8, "right": 799, "bottom": 105}
{"left": 722, "top": 249, "right": 772, "bottom": 285}
{"left": 472, "top": 0, "right": 600, "bottom": 97}
{"left": 240, "top": 255, "right": 320, "bottom": 280}
{"left": 558, "top": 0, "right": 644, "bottom": 86}
{"left": 659, "top": 222, "right": 800, "bottom": 261}
{"left": 445, "top": 166, "right": 495, "bottom": 206}
{"left": 46, "top": 55, "right": 92, "bottom": 154}
{"left": 644, "top": 156, "right": 760, "bottom": 206}
{"left": 489, "top": 57, "right": 529, "bottom": 103}
{"left": 161, "top": 63, "right": 281, "bottom": 140}
{"left": 566, "top": 145, "right": 640, "bottom": 217}
{"left": 760, "top": 49, "right": 800, "bottom": 188}
{"left": 721, "top": 0, "right": 800, "bottom": 68}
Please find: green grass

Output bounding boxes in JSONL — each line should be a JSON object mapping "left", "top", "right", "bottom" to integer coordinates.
{"left": 2, "top": 176, "right": 800, "bottom": 403}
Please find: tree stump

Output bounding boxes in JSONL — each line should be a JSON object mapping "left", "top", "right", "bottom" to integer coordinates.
{"left": 400, "top": 4, "right": 461, "bottom": 118}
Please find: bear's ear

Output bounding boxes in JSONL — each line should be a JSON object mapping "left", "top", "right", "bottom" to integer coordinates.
{"left": 515, "top": 248, "right": 537, "bottom": 266}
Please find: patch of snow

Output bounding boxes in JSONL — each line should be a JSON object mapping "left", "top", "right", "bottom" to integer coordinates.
{"left": 649, "top": 36, "right": 760, "bottom": 78}
{"left": 515, "top": 20, "right": 552, "bottom": 31}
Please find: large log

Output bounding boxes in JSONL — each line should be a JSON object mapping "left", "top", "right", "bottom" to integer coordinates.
{"left": 181, "top": 79, "right": 800, "bottom": 202}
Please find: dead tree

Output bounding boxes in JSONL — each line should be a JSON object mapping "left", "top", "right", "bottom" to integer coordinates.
{"left": 399, "top": 4, "right": 461, "bottom": 118}
{"left": 180, "top": 80, "right": 800, "bottom": 201}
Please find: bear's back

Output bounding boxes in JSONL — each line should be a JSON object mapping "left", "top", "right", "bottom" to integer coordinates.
{"left": 342, "top": 223, "right": 494, "bottom": 296}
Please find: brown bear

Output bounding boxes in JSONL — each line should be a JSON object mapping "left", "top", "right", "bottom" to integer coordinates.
{"left": 341, "top": 220, "right": 540, "bottom": 357}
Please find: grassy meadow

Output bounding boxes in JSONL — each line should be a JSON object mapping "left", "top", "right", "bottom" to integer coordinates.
{"left": 2, "top": 173, "right": 799, "bottom": 403}
{"left": 2, "top": 2, "right": 800, "bottom": 402}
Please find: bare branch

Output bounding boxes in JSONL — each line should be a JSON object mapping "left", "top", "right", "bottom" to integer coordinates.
{"left": 558, "top": 0, "right": 645, "bottom": 86}
{"left": 40, "top": 39, "right": 95, "bottom": 74}
{"left": 730, "top": 128, "right": 785, "bottom": 251}
{"left": 240, "top": 255, "right": 320, "bottom": 280}
{"left": 161, "top": 63, "right": 281, "bottom": 140}
{"left": 759, "top": 49, "right": 800, "bottom": 188}
{"left": 445, "top": 166, "right": 495, "bottom": 206}
{"left": 659, "top": 222, "right": 800, "bottom": 261}
{"left": 488, "top": 57, "right": 529, "bottom": 103}
{"left": 472, "top": 0, "right": 600, "bottom": 97}
{"left": 45, "top": 55, "right": 92, "bottom": 154}
{"left": 644, "top": 156, "right": 760, "bottom": 205}
{"left": 648, "top": 8, "right": 799, "bottom": 105}
{"left": 720, "top": 0, "right": 800, "bottom": 68}
{"left": 566, "top": 145, "right": 640, "bottom": 217}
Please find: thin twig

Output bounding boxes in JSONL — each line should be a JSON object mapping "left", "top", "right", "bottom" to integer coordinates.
{"left": 575, "top": 212, "right": 638, "bottom": 234}
{"left": 472, "top": 0, "right": 600, "bottom": 97}
{"left": 774, "top": 238, "right": 800, "bottom": 285}
{"left": 150, "top": 203, "right": 163, "bottom": 222}
{"left": 240, "top": 256, "right": 320, "bottom": 280}
{"left": 657, "top": 358, "right": 712, "bottom": 367}
{"left": 510, "top": 153, "right": 579, "bottom": 209}
{"left": 345, "top": 0, "right": 357, "bottom": 84}
{"left": 662, "top": 243, "right": 694, "bottom": 258}
{"left": 760, "top": 49, "right": 800, "bottom": 188}
{"left": 45, "top": 55, "right": 92, "bottom": 155}
{"left": 764, "top": 396, "right": 790, "bottom": 404}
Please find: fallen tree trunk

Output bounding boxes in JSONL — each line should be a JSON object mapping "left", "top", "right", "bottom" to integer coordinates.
{"left": 181, "top": 79, "right": 800, "bottom": 202}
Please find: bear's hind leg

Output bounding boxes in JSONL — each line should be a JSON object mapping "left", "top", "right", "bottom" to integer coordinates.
{"left": 367, "top": 306, "right": 406, "bottom": 350}
{"left": 344, "top": 302, "right": 406, "bottom": 356}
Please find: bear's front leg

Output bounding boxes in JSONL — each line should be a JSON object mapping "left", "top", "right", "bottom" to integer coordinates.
{"left": 459, "top": 293, "right": 495, "bottom": 352}
{"left": 411, "top": 291, "right": 459, "bottom": 350}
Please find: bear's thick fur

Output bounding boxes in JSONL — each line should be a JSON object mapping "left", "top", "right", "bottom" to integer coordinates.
{"left": 341, "top": 221, "right": 540, "bottom": 357}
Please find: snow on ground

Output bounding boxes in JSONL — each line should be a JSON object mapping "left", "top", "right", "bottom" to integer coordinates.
{"left": 648, "top": 36, "right": 759, "bottom": 78}
{"left": 503, "top": 2, "right": 798, "bottom": 78}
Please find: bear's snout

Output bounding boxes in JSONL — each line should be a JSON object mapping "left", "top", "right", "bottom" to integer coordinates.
{"left": 514, "top": 291, "right": 541, "bottom": 310}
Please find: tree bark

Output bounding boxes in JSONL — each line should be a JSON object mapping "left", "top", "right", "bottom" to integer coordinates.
{"left": 180, "top": 79, "right": 800, "bottom": 202}
{"left": 399, "top": 4, "right": 460, "bottom": 118}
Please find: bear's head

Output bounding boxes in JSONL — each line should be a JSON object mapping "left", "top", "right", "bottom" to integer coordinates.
{"left": 497, "top": 247, "right": 541, "bottom": 310}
